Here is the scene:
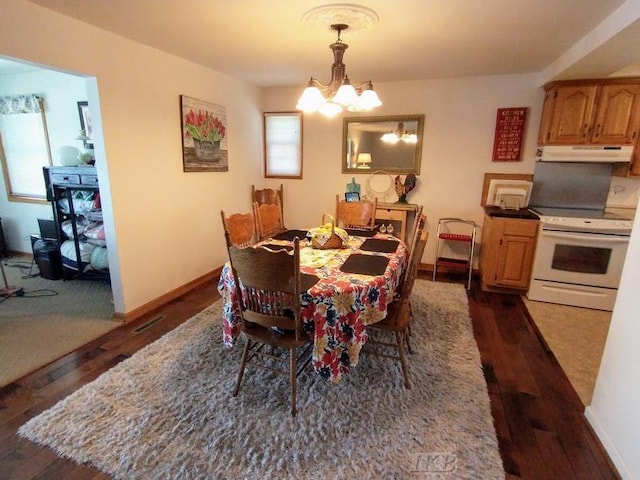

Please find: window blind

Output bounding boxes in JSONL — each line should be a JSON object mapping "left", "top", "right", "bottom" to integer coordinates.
{"left": 263, "top": 112, "right": 302, "bottom": 178}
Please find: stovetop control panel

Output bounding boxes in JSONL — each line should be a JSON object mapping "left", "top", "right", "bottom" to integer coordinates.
{"left": 537, "top": 215, "right": 632, "bottom": 235}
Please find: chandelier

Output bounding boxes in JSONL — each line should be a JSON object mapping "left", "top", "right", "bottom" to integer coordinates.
{"left": 381, "top": 122, "right": 417, "bottom": 144}
{"left": 296, "top": 23, "right": 382, "bottom": 117}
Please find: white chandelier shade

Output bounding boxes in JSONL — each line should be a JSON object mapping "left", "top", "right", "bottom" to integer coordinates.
{"left": 296, "top": 24, "right": 382, "bottom": 117}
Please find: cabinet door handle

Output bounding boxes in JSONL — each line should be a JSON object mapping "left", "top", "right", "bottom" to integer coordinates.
{"left": 593, "top": 123, "right": 601, "bottom": 138}
{"left": 582, "top": 123, "right": 589, "bottom": 138}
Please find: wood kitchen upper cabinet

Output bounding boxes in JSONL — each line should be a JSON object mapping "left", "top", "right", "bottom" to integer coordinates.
{"left": 592, "top": 83, "right": 640, "bottom": 145}
{"left": 479, "top": 214, "right": 539, "bottom": 292}
{"left": 539, "top": 79, "right": 640, "bottom": 147}
{"left": 539, "top": 83, "right": 597, "bottom": 144}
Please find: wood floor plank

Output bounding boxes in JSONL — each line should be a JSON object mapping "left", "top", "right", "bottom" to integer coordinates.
{"left": 463, "top": 276, "right": 620, "bottom": 480}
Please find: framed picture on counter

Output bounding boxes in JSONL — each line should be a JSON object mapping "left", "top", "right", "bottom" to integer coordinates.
{"left": 345, "top": 192, "right": 360, "bottom": 202}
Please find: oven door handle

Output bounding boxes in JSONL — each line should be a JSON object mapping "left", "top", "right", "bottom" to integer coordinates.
{"left": 541, "top": 230, "right": 629, "bottom": 243}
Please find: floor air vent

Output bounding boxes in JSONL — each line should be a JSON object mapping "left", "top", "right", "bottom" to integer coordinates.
{"left": 133, "top": 315, "right": 165, "bottom": 334}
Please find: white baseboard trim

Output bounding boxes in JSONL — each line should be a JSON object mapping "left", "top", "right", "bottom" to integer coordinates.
{"left": 585, "top": 406, "right": 633, "bottom": 479}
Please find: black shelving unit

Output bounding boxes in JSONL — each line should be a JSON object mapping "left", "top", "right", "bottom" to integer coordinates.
{"left": 43, "top": 166, "right": 109, "bottom": 281}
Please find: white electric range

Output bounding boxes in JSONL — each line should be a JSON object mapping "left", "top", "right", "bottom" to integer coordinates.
{"left": 527, "top": 207, "right": 633, "bottom": 311}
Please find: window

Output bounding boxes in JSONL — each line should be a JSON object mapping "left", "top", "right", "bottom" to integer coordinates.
{"left": 0, "top": 95, "right": 52, "bottom": 202}
{"left": 263, "top": 112, "right": 302, "bottom": 179}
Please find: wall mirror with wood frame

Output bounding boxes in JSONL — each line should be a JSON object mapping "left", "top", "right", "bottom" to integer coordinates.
{"left": 342, "top": 114, "right": 425, "bottom": 175}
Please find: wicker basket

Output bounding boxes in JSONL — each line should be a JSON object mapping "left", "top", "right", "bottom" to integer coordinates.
{"left": 311, "top": 214, "right": 345, "bottom": 249}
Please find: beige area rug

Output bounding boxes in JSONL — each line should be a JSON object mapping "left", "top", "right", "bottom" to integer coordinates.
{"left": 18, "top": 280, "right": 503, "bottom": 479}
{"left": 0, "top": 259, "right": 118, "bottom": 388}
{"left": 522, "top": 297, "right": 611, "bottom": 406}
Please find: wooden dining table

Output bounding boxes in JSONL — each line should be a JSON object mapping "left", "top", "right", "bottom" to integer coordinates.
{"left": 217, "top": 229, "right": 409, "bottom": 383}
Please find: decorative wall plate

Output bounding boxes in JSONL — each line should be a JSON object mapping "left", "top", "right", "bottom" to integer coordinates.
{"left": 366, "top": 170, "right": 394, "bottom": 202}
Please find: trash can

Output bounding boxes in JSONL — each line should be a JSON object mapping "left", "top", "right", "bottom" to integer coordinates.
{"left": 33, "top": 239, "right": 63, "bottom": 280}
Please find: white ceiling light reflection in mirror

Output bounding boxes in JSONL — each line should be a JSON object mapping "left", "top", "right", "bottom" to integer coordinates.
{"left": 343, "top": 114, "right": 425, "bottom": 175}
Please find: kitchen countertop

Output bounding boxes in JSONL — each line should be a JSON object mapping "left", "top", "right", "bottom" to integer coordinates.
{"left": 484, "top": 206, "right": 539, "bottom": 220}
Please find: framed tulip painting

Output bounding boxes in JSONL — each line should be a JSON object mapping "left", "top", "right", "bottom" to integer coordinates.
{"left": 180, "top": 95, "right": 228, "bottom": 172}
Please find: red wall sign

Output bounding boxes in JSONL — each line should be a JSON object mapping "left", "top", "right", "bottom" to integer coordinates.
{"left": 492, "top": 107, "right": 527, "bottom": 162}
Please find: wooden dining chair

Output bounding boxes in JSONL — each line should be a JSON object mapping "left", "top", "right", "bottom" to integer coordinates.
{"left": 252, "top": 184, "right": 285, "bottom": 228}
{"left": 224, "top": 233, "right": 312, "bottom": 416}
{"left": 335, "top": 194, "right": 377, "bottom": 231}
{"left": 400, "top": 206, "right": 425, "bottom": 292}
{"left": 391, "top": 209, "right": 425, "bottom": 339}
{"left": 366, "top": 221, "right": 428, "bottom": 389}
{"left": 253, "top": 199, "right": 286, "bottom": 240}
{"left": 220, "top": 210, "right": 257, "bottom": 247}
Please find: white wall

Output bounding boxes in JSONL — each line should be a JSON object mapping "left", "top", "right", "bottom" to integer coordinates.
{"left": 264, "top": 75, "right": 543, "bottom": 266}
{"left": 1, "top": 0, "right": 264, "bottom": 313}
{"left": 0, "top": 68, "right": 88, "bottom": 253}
{"left": 608, "top": 175, "right": 640, "bottom": 208}
{"left": 586, "top": 205, "right": 640, "bottom": 479}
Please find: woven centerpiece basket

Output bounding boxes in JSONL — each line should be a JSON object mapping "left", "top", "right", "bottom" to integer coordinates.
{"left": 309, "top": 214, "right": 347, "bottom": 249}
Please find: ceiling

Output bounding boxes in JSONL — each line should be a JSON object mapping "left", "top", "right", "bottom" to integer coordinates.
{"left": 3, "top": 1, "right": 640, "bottom": 85}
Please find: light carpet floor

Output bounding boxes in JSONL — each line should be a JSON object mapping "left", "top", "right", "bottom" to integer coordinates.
{"left": 0, "top": 259, "right": 119, "bottom": 388}
{"left": 18, "top": 280, "right": 503, "bottom": 479}
{"left": 523, "top": 297, "right": 611, "bottom": 406}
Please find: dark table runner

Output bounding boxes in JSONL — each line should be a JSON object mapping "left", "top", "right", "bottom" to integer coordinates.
{"left": 359, "top": 238, "right": 400, "bottom": 253}
{"left": 272, "top": 229, "right": 309, "bottom": 241}
{"left": 339, "top": 254, "right": 390, "bottom": 276}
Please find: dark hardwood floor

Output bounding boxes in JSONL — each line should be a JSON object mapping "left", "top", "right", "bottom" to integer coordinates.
{"left": 0, "top": 273, "right": 620, "bottom": 479}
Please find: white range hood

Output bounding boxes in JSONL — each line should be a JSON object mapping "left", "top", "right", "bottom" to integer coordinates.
{"left": 536, "top": 145, "right": 633, "bottom": 163}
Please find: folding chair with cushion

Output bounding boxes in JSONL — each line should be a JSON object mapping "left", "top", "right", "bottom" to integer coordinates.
{"left": 253, "top": 199, "right": 286, "bottom": 241}
{"left": 220, "top": 210, "right": 256, "bottom": 247}
{"left": 252, "top": 184, "right": 285, "bottom": 228}
{"left": 366, "top": 219, "right": 428, "bottom": 389}
{"left": 225, "top": 234, "right": 312, "bottom": 416}
{"left": 335, "top": 194, "right": 377, "bottom": 231}
{"left": 432, "top": 217, "right": 477, "bottom": 290}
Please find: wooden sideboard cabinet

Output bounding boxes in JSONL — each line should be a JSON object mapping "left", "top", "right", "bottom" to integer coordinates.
{"left": 479, "top": 214, "right": 539, "bottom": 292}
{"left": 374, "top": 202, "right": 419, "bottom": 243}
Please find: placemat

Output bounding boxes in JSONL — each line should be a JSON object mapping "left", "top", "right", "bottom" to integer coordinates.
{"left": 261, "top": 243, "right": 293, "bottom": 252}
{"left": 344, "top": 228, "right": 377, "bottom": 238}
{"left": 339, "top": 254, "right": 390, "bottom": 276}
{"left": 272, "top": 230, "right": 309, "bottom": 241}
{"left": 359, "top": 238, "right": 400, "bottom": 253}
{"left": 301, "top": 273, "right": 321, "bottom": 292}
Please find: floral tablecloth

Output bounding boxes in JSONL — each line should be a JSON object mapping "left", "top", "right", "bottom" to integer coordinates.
{"left": 217, "top": 232, "right": 408, "bottom": 383}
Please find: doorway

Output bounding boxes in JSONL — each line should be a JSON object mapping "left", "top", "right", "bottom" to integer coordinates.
{"left": 0, "top": 57, "right": 117, "bottom": 385}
